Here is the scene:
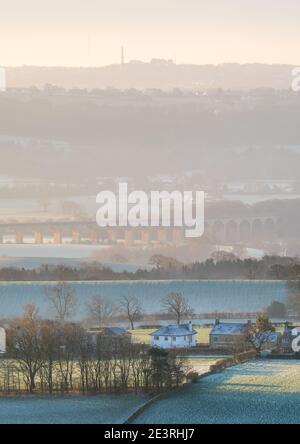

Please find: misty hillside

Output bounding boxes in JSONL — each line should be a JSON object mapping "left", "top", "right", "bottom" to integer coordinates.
{"left": 1, "top": 87, "right": 300, "bottom": 180}
{"left": 5, "top": 62, "right": 298, "bottom": 90}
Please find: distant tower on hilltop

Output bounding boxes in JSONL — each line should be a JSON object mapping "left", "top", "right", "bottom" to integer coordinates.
{"left": 121, "top": 47, "right": 125, "bottom": 66}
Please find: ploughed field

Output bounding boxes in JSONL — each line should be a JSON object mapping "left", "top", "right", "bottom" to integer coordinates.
{"left": 132, "top": 360, "right": 300, "bottom": 424}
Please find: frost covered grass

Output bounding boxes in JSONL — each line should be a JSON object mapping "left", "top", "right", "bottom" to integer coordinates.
{"left": 133, "top": 360, "right": 300, "bottom": 424}
{"left": 216, "top": 360, "right": 300, "bottom": 394}
{"left": 0, "top": 393, "right": 149, "bottom": 424}
{"left": 183, "top": 356, "right": 225, "bottom": 374}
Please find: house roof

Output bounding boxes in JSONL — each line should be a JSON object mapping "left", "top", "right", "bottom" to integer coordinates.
{"left": 89, "top": 327, "right": 130, "bottom": 336}
{"left": 211, "top": 322, "right": 248, "bottom": 336}
{"left": 107, "top": 327, "right": 130, "bottom": 335}
{"left": 150, "top": 324, "right": 197, "bottom": 337}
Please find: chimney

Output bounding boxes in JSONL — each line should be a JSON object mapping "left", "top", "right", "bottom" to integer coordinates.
{"left": 215, "top": 318, "right": 220, "bottom": 325}
{"left": 188, "top": 321, "right": 193, "bottom": 332}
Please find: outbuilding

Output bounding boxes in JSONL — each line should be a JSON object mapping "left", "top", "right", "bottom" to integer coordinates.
{"left": 210, "top": 319, "right": 250, "bottom": 350}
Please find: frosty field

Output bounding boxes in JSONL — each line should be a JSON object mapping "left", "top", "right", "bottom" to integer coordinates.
{"left": 0, "top": 394, "right": 149, "bottom": 424}
{"left": 0, "top": 280, "right": 288, "bottom": 319}
{"left": 132, "top": 360, "right": 300, "bottom": 424}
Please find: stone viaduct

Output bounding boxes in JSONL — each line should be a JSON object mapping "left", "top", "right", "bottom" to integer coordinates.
{"left": 0, "top": 216, "right": 281, "bottom": 246}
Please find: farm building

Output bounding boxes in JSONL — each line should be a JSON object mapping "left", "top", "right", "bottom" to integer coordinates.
{"left": 150, "top": 322, "right": 196, "bottom": 349}
{"left": 210, "top": 320, "right": 251, "bottom": 350}
{"left": 210, "top": 319, "right": 282, "bottom": 351}
{"left": 87, "top": 327, "right": 132, "bottom": 352}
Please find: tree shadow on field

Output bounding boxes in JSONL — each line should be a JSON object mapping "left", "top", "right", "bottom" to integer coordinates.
{"left": 218, "top": 382, "right": 281, "bottom": 390}
{"left": 222, "top": 361, "right": 287, "bottom": 378}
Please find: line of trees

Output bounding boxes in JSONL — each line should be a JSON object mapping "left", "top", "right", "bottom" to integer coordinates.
{"left": 3, "top": 279, "right": 296, "bottom": 335}
{"left": 0, "top": 305, "right": 188, "bottom": 396}
{"left": 1, "top": 255, "right": 300, "bottom": 282}
{"left": 44, "top": 282, "right": 299, "bottom": 329}
{"left": 43, "top": 282, "right": 194, "bottom": 329}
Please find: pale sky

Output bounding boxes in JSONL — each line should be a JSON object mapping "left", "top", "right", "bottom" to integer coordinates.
{"left": 1, "top": 0, "right": 300, "bottom": 66}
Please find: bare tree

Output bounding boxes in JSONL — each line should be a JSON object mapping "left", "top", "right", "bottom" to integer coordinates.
{"left": 119, "top": 295, "right": 142, "bottom": 330}
{"left": 40, "top": 321, "right": 60, "bottom": 394}
{"left": 161, "top": 292, "right": 194, "bottom": 325}
{"left": 56, "top": 323, "right": 83, "bottom": 392}
{"left": 246, "top": 315, "right": 275, "bottom": 352}
{"left": 23, "top": 303, "right": 40, "bottom": 323}
{"left": 45, "top": 282, "right": 77, "bottom": 324}
{"left": 8, "top": 304, "right": 44, "bottom": 393}
{"left": 85, "top": 295, "right": 115, "bottom": 327}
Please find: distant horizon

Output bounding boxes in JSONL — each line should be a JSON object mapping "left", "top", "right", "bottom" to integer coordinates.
{"left": 3, "top": 62, "right": 298, "bottom": 91}
{"left": 3, "top": 60, "right": 300, "bottom": 69}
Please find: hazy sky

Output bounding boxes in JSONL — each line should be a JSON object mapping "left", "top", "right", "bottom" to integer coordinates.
{"left": 1, "top": 0, "right": 300, "bottom": 66}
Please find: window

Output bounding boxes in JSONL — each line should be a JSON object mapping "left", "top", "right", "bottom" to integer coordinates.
{"left": 154, "top": 336, "right": 159, "bottom": 341}
{"left": 164, "top": 336, "right": 168, "bottom": 341}
{"left": 172, "top": 336, "right": 177, "bottom": 341}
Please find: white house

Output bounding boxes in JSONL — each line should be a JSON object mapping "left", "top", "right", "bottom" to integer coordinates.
{"left": 0, "top": 327, "right": 6, "bottom": 354}
{"left": 150, "top": 322, "right": 197, "bottom": 349}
